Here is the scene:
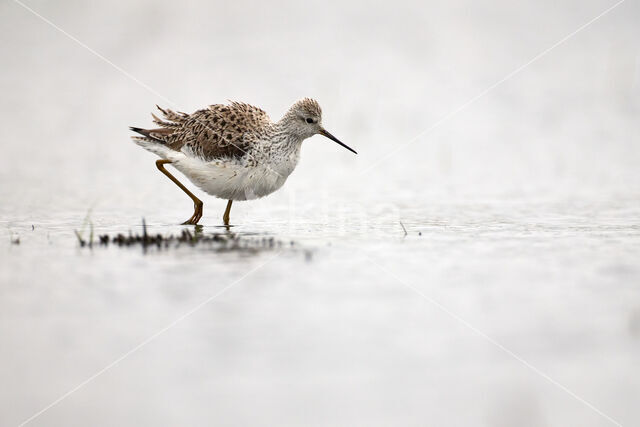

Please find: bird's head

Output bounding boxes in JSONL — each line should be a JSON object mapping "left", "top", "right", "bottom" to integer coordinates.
{"left": 283, "top": 98, "right": 357, "bottom": 154}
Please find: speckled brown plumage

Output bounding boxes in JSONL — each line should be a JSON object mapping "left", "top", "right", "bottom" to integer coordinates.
{"left": 131, "top": 102, "right": 272, "bottom": 161}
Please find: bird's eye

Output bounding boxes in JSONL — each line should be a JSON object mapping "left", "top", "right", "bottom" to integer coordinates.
{"left": 306, "top": 118, "right": 313, "bottom": 124}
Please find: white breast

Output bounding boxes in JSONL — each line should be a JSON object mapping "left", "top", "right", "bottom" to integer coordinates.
{"left": 168, "top": 147, "right": 300, "bottom": 201}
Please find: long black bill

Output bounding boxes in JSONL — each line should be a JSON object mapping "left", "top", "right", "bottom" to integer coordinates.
{"left": 319, "top": 129, "right": 357, "bottom": 154}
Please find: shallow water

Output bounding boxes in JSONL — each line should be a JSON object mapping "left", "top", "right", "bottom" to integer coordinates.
{"left": 2, "top": 0, "right": 640, "bottom": 426}
{"left": 2, "top": 197, "right": 639, "bottom": 426}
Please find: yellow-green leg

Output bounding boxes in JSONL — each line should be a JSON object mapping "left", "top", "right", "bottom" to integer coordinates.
{"left": 155, "top": 159, "right": 203, "bottom": 225}
{"left": 223, "top": 200, "right": 233, "bottom": 225}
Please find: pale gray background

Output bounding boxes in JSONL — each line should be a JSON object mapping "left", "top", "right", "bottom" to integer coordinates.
{"left": 1, "top": 0, "right": 639, "bottom": 426}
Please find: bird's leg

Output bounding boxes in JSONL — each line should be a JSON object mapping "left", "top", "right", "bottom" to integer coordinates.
{"left": 155, "top": 159, "right": 203, "bottom": 225}
{"left": 223, "top": 200, "right": 233, "bottom": 226}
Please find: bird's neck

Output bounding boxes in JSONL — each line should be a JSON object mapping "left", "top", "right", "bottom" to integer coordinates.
{"left": 270, "top": 119, "right": 306, "bottom": 149}
{"left": 257, "top": 124, "right": 302, "bottom": 177}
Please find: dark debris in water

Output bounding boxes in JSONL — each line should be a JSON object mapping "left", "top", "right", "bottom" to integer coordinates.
{"left": 86, "top": 228, "right": 285, "bottom": 253}
{"left": 74, "top": 218, "right": 294, "bottom": 254}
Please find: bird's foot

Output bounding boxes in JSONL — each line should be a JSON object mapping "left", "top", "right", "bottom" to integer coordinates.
{"left": 182, "top": 203, "right": 203, "bottom": 225}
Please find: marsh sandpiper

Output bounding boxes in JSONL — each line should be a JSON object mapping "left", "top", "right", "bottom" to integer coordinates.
{"left": 130, "top": 98, "right": 356, "bottom": 225}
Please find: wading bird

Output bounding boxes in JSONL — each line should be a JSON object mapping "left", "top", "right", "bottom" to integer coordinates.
{"left": 131, "top": 98, "right": 356, "bottom": 225}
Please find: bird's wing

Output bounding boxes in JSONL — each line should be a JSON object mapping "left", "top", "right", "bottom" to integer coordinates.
{"left": 181, "top": 102, "right": 272, "bottom": 161}
{"left": 134, "top": 102, "right": 272, "bottom": 162}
